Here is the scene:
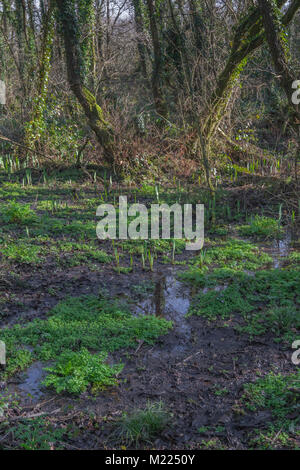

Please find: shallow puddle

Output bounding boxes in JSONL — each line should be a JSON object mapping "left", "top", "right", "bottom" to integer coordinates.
{"left": 135, "top": 270, "right": 192, "bottom": 352}
{"left": 264, "top": 231, "right": 292, "bottom": 268}
{"left": 18, "top": 361, "right": 48, "bottom": 402}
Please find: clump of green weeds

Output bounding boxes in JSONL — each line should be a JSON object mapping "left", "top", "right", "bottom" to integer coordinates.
{"left": 241, "top": 371, "right": 300, "bottom": 449}
{"left": 55, "top": 242, "right": 111, "bottom": 267}
{"left": 5, "top": 417, "right": 66, "bottom": 450}
{"left": 287, "top": 251, "right": 300, "bottom": 266}
{"left": 42, "top": 348, "right": 123, "bottom": 394}
{"left": 188, "top": 268, "right": 299, "bottom": 342}
{"left": 180, "top": 239, "right": 272, "bottom": 280}
{"left": 1, "top": 242, "right": 42, "bottom": 264}
{"left": 1, "top": 201, "right": 38, "bottom": 225}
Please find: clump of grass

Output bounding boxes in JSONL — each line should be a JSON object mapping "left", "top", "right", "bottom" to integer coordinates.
{"left": 118, "top": 239, "right": 185, "bottom": 256}
{"left": 238, "top": 215, "right": 284, "bottom": 239}
{"left": 113, "top": 266, "right": 132, "bottom": 274}
{"left": 189, "top": 283, "right": 252, "bottom": 320}
{"left": 238, "top": 305, "right": 299, "bottom": 342}
{"left": 116, "top": 402, "right": 171, "bottom": 444}
{"left": 42, "top": 348, "right": 123, "bottom": 394}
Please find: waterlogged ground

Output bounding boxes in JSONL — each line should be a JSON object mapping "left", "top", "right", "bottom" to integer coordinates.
{"left": 0, "top": 169, "right": 299, "bottom": 450}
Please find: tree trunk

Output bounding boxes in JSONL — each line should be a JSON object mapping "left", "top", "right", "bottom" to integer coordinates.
{"left": 132, "top": 0, "right": 148, "bottom": 79}
{"left": 56, "top": 0, "right": 115, "bottom": 165}
{"left": 146, "top": 0, "right": 168, "bottom": 119}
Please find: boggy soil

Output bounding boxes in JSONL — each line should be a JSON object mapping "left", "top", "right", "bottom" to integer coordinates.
{"left": 0, "top": 177, "right": 299, "bottom": 450}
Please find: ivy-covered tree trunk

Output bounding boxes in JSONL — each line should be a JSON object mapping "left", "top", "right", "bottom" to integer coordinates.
{"left": 24, "top": 1, "right": 55, "bottom": 149}
{"left": 56, "top": 0, "right": 115, "bottom": 165}
{"left": 258, "top": 0, "right": 299, "bottom": 118}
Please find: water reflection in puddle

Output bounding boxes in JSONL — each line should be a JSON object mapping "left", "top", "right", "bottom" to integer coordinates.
{"left": 135, "top": 271, "right": 192, "bottom": 354}
{"left": 271, "top": 233, "right": 292, "bottom": 268}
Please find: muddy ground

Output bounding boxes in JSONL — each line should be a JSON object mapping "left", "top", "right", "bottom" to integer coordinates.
{"left": 0, "top": 176, "right": 299, "bottom": 450}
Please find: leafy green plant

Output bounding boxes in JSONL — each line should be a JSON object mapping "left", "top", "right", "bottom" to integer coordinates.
{"left": 288, "top": 252, "right": 300, "bottom": 266}
{"left": 42, "top": 348, "right": 123, "bottom": 394}
{"left": 8, "top": 417, "right": 66, "bottom": 450}
{"left": 187, "top": 239, "right": 272, "bottom": 273}
{"left": 240, "top": 370, "right": 300, "bottom": 449}
{"left": 242, "top": 371, "right": 300, "bottom": 426}
{"left": 188, "top": 268, "right": 300, "bottom": 342}
{"left": 1, "top": 201, "right": 38, "bottom": 225}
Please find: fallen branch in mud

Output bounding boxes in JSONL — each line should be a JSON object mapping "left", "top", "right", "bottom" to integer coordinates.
{"left": 0, "top": 408, "right": 61, "bottom": 423}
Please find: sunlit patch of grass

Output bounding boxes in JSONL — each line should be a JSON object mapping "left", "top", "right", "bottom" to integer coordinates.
{"left": 238, "top": 215, "right": 284, "bottom": 239}
{"left": 1, "top": 242, "right": 42, "bottom": 264}
{"left": 115, "top": 401, "right": 171, "bottom": 444}
{"left": 184, "top": 239, "right": 272, "bottom": 275}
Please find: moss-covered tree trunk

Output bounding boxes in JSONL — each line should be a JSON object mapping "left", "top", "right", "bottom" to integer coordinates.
{"left": 56, "top": 0, "right": 115, "bottom": 165}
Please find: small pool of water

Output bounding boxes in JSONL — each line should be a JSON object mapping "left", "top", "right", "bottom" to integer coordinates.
{"left": 262, "top": 231, "right": 292, "bottom": 268}
{"left": 18, "top": 361, "right": 48, "bottom": 402}
{"left": 135, "top": 270, "right": 192, "bottom": 346}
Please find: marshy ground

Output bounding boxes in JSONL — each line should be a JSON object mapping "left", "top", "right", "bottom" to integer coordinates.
{"left": 0, "top": 168, "right": 299, "bottom": 450}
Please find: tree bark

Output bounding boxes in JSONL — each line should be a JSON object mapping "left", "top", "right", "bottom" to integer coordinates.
{"left": 56, "top": 0, "right": 115, "bottom": 165}
{"left": 132, "top": 0, "right": 148, "bottom": 79}
{"left": 146, "top": 0, "right": 168, "bottom": 119}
